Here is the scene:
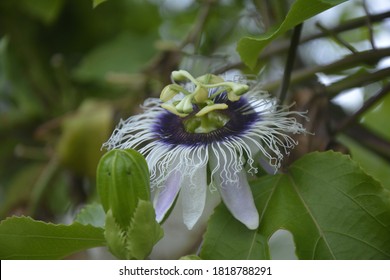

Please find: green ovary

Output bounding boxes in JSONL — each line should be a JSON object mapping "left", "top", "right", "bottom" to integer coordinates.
{"left": 183, "top": 111, "right": 230, "bottom": 133}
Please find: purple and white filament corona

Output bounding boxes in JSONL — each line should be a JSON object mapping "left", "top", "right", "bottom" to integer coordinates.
{"left": 103, "top": 71, "right": 307, "bottom": 230}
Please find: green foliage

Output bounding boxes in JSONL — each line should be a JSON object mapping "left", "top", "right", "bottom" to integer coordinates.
{"left": 104, "top": 210, "right": 128, "bottom": 259}
{"left": 237, "top": 0, "right": 348, "bottom": 69}
{"left": 14, "top": 0, "right": 65, "bottom": 24}
{"left": 338, "top": 136, "right": 390, "bottom": 191}
{"left": 74, "top": 32, "right": 157, "bottom": 82}
{"left": 0, "top": 216, "right": 105, "bottom": 259}
{"left": 201, "top": 151, "right": 390, "bottom": 259}
{"left": 180, "top": 255, "right": 203, "bottom": 260}
{"left": 104, "top": 201, "right": 163, "bottom": 260}
{"left": 362, "top": 94, "right": 390, "bottom": 141}
{"left": 200, "top": 209, "right": 270, "bottom": 259}
{"left": 0, "top": 164, "right": 44, "bottom": 218}
{"left": 57, "top": 100, "right": 113, "bottom": 178}
{"left": 1, "top": 0, "right": 390, "bottom": 261}
{"left": 125, "top": 200, "right": 164, "bottom": 260}
{"left": 75, "top": 203, "right": 106, "bottom": 228}
{"left": 93, "top": 0, "right": 107, "bottom": 9}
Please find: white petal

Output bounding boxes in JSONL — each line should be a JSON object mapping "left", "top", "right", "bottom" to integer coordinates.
{"left": 181, "top": 164, "right": 207, "bottom": 230}
{"left": 210, "top": 144, "right": 259, "bottom": 230}
{"left": 218, "top": 169, "right": 259, "bottom": 230}
{"left": 153, "top": 170, "right": 182, "bottom": 222}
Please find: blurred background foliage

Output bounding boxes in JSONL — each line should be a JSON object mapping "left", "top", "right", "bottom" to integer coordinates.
{"left": 0, "top": 0, "right": 390, "bottom": 229}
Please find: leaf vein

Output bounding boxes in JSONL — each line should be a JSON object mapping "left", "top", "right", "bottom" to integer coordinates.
{"left": 287, "top": 173, "right": 336, "bottom": 259}
{"left": 293, "top": 165, "right": 389, "bottom": 231}
{"left": 325, "top": 230, "right": 390, "bottom": 257}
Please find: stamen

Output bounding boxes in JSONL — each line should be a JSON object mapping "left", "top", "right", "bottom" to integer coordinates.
{"left": 159, "top": 70, "right": 249, "bottom": 117}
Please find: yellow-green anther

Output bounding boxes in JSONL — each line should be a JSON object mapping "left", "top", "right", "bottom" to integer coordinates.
{"left": 195, "top": 103, "right": 228, "bottom": 117}
{"left": 196, "top": 73, "right": 224, "bottom": 85}
{"left": 225, "top": 82, "right": 249, "bottom": 101}
{"left": 160, "top": 70, "right": 252, "bottom": 119}
{"left": 160, "top": 84, "right": 181, "bottom": 102}
{"left": 161, "top": 103, "right": 189, "bottom": 117}
{"left": 229, "top": 82, "right": 249, "bottom": 96}
{"left": 227, "top": 90, "right": 241, "bottom": 101}
{"left": 171, "top": 70, "right": 198, "bottom": 84}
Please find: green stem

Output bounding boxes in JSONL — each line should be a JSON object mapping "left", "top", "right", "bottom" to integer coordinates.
{"left": 326, "top": 67, "right": 390, "bottom": 97}
{"left": 279, "top": 23, "right": 303, "bottom": 104}
{"left": 333, "top": 83, "right": 390, "bottom": 135}
{"left": 28, "top": 157, "right": 61, "bottom": 217}
{"left": 262, "top": 47, "right": 390, "bottom": 92}
{"left": 362, "top": 0, "right": 377, "bottom": 50}
{"left": 315, "top": 22, "right": 358, "bottom": 54}
{"left": 180, "top": 0, "right": 213, "bottom": 49}
{"left": 344, "top": 123, "right": 390, "bottom": 163}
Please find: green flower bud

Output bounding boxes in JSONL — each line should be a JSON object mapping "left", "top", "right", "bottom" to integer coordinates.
{"left": 97, "top": 149, "right": 150, "bottom": 229}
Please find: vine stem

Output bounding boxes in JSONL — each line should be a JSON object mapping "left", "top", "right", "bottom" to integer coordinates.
{"left": 27, "top": 156, "right": 60, "bottom": 217}
{"left": 279, "top": 23, "right": 303, "bottom": 104}
{"left": 363, "top": 0, "right": 377, "bottom": 49}
{"left": 315, "top": 22, "right": 358, "bottom": 54}
{"left": 181, "top": 0, "right": 213, "bottom": 49}
{"left": 263, "top": 47, "right": 390, "bottom": 92}
{"left": 333, "top": 83, "right": 390, "bottom": 135}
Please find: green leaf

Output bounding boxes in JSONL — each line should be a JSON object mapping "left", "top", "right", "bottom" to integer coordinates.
{"left": 0, "top": 216, "right": 105, "bottom": 260}
{"left": 361, "top": 93, "right": 390, "bottom": 141}
{"left": 0, "top": 164, "right": 44, "bottom": 218}
{"left": 126, "top": 200, "right": 164, "bottom": 260}
{"left": 104, "top": 210, "right": 128, "bottom": 259}
{"left": 17, "top": 0, "right": 65, "bottom": 24}
{"left": 338, "top": 135, "right": 390, "bottom": 191}
{"left": 200, "top": 203, "right": 270, "bottom": 260}
{"left": 93, "top": 0, "right": 107, "bottom": 8}
{"left": 75, "top": 203, "right": 106, "bottom": 228}
{"left": 201, "top": 151, "right": 390, "bottom": 259}
{"left": 73, "top": 32, "right": 157, "bottom": 81}
{"left": 180, "top": 255, "right": 203, "bottom": 260}
{"left": 237, "top": 0, "right": 348, "bottom": 69}
{"left": 56, "top": 99, "right": 113, "bottom": 178}
{"left": 103, "top": 201, "right": 163, "bottom": 260}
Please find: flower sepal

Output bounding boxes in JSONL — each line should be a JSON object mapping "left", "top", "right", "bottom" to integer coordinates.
{"left": 104, "top": 200, "right": 164, "bottom": 260}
